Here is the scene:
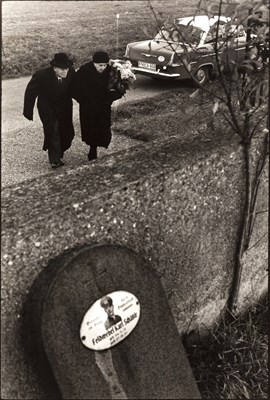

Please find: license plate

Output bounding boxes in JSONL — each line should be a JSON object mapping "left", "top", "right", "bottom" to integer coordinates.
{"left": 138, "top": 61, "right": 156, "bottom": 70}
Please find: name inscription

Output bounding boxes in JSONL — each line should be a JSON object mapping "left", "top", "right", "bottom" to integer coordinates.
{"left": 80, "top": 291, "right": 140, "bottom": 350}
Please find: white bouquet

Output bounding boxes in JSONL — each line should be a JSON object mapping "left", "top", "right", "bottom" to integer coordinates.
{"left": 108, "top": 59, "right": 136, "bottom": 96}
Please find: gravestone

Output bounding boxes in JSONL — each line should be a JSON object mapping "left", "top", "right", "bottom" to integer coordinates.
{"left": 28, "top": 244, "right": 201, "bottom": 399}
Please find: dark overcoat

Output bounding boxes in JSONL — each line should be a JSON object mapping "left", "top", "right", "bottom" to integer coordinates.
{"left": 72, "top": 62, "right": 122, "bottom": 148}
{"left": 23, "top": 66, "right": 75, "bottom": 152}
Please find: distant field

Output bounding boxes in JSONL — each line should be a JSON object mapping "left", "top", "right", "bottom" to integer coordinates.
{"left": 2, "top": 0, "right": 198, "bottom": 79}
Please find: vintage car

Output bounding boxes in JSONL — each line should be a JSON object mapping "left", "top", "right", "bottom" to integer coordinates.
{"left": 124, "top": 15, "right": 248, "bottom": 84}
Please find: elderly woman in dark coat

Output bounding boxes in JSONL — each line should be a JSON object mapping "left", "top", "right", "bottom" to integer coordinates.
{"left": 23, "top": 53, "right": 75, "bottom": 168}
{"left": 72, "top": 51, "right": 124, "bottom": 160}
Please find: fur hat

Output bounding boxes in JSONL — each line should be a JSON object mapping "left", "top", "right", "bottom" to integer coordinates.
{"left": 50, "top": 53, "right": 73, "bottom": 68}
{"left": 93, "top": 51, "right": 109, "bottom": 63}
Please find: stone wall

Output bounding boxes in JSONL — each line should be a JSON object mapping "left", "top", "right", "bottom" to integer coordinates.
{"left": 1, "top": 135, "right": 268, "bottom": 399}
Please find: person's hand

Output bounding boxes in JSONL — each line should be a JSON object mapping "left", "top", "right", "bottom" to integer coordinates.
{"left": 23, "top": 112, "right": 33, "bottom": 121}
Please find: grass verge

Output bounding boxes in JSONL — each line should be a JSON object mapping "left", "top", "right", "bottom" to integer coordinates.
{"left": 2, "top": 0, "right": 198, "bottom": 79}
{"left": 111, "top": 85, "right": 236, "bottom": 145}
{"left": 183, "top": 296, "right": 268, "bottom": 399}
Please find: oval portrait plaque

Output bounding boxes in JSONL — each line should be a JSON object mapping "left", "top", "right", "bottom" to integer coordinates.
{"left": 80, "top": 290, "right": 140, "bottom": 351}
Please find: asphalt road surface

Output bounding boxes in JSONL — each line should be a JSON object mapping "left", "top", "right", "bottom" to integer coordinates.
{"left": 2, "top": 74, "right": 189, "bottom": 188}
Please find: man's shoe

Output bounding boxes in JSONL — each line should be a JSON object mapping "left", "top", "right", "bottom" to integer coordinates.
{"left": 51, "top": 162, "right": 63, "bottom": 168}
{"left": 59, "top": 160, "right": 65, "bottom": 166}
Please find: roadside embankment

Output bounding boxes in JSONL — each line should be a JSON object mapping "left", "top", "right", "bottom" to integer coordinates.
{"left": 1, "top": 133, "right": 268, "bottom": 399}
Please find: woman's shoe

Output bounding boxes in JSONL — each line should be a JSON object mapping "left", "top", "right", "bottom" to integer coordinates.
{"left": 88, "top": 147, "right": 97, "bottom": 161}
{"left": 88, "top": 154, "right": 97, "bottom": 161}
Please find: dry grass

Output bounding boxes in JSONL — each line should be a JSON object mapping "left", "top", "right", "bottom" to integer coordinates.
{"left": 2, "top": 0, "right": 198, "bottom": 78}
{"left": 184, "top": 296, "right": 268, "bottom": 399}
{"left": 112, "top": 85, "right": 235, "bottom": 144}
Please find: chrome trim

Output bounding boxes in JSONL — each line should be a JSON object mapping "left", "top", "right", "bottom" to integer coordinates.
{"left": 141, "top": 53, "right": 157, "bottom": 58}
{"left": 133, "top": 67, "right": 181, "bottom": 77}
{"left": 194, "top": 62, "right": 214, "bottom": 69}
{"left": 201, "top": 52, "right": 223, "bottom": 57}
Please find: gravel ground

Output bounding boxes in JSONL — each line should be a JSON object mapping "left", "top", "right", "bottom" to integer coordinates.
{"left": 1, "top": 107, "right": 140, "bottom": 188}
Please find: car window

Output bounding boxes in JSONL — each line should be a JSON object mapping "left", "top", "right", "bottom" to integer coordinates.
{"left": 205, "top": 22, "right": 226, "bottom": 43}
{"left": 205, "top": 22, "right": 246, "bottom": 44}
{"left": 228, "top": 24, "right": 246, "bottom": 38}
{"left": 155, "top": 24, "right": 204, "bottom": 46}
{"left": 175, "top": 25, "right": 204, "bottom": 45}
{"left": 155, "top": 29, "right": 171, "bottom": 41}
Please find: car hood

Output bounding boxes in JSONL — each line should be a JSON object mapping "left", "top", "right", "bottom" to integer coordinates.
{"left": 127, "top": 39, "right": 185, "bottom": 63}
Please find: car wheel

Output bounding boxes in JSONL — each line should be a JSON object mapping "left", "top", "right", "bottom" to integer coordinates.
{"left": 193, "top": 67, "right": 209, "bottom": 85}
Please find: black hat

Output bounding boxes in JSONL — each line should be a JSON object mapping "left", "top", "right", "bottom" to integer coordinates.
{"left": 50, "top": 53, "right": 73, "bottom": 68}
{"left": 100, "top": 296, "right": 113, "bottom": 308}
{"left": 93, "top": 51, "right": 109, "bottom": 63}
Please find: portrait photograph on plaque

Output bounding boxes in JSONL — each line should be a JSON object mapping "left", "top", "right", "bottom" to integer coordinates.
{"left": 80, "top": 290, "right": 140, "bottom": 350}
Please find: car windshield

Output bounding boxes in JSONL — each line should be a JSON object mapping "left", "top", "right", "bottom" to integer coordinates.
{"left": 154, "top": 24, "right": 204, "bottom": 45}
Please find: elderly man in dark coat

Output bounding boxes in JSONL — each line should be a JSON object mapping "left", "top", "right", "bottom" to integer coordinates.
{"left": 23, "top": 53, "right": 75, "bottom": 168}
{"left": 72, "top": 51, "right": 124, "bottom": 161}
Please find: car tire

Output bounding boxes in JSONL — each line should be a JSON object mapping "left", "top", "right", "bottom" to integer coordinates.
{"left": 193, "top": 67, "right": 209, "bottom": 85}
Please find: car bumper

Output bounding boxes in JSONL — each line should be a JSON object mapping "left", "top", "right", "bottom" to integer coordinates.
{"left": 132, "top": 66, "right": 181, "bottom": 78}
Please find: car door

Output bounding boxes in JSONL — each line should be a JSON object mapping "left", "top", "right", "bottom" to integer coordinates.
{"left": 202, "top": 22, "right": 246, "bottom": 70}
{"left": 227, "top": 25, "right": 247, "bottom": 64}
{"left": 195, "top": 23, "right": 225, "bottom": 69}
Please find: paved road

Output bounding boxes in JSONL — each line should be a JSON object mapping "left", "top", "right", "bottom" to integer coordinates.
{"left": 2, "top": 75, "right": 189, "bottom": 188}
